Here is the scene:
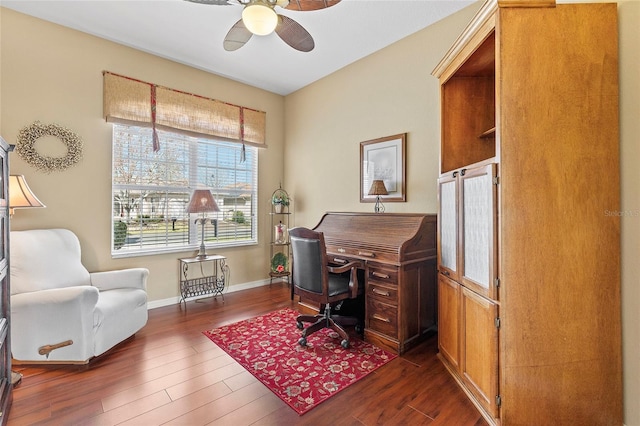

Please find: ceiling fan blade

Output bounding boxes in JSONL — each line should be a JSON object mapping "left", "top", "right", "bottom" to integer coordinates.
{"left": 224, "top": 19, "right": 253, "bottom": 51}
{"left": 284, "top": 0, "right": 341, "bottom": 12}
{"left": 275, "top": 15, "right": 314, "bottom": 52}
{"left": 184, "top": 0, "right": 234, "bottom": 5}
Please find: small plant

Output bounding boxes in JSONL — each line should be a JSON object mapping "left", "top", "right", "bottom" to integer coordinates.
{"left": 271, "top": 189, "right": 290, "bottom": 206}
{"left": 271, "top": 252, "right": 288, "bottom": 273}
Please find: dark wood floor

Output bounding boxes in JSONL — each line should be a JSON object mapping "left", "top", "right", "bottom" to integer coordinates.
{"left": 8, "top": 282, "right": 487, "bottom": 425}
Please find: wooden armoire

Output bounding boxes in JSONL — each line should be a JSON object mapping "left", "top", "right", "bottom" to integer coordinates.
{"left": 432, "top": 1, "right": 622, "bottom": 425}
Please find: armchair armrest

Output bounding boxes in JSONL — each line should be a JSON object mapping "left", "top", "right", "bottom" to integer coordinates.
{"left": 327, "top": 260, "right": 361, "bottom": 274}
{"left": 90, "top": 268, "right": 149, "bottom": 292}
{"left": 327, "top": 261, "right": 361, "bottom": 299}
{"left": 11, "top": 286, "right": 99, "bottom": 361}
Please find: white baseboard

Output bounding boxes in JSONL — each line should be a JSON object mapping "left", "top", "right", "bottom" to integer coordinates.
{"left": 146, "top": 278, "right": 273, "bottom": 310}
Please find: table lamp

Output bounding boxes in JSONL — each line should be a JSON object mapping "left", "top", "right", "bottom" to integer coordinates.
{"left": 9, "top": 174, "right": 46, "bottom": 217}
{"left": 7, "top": 174, "right": 45, "bottom": 385}
{"left": 186, "top": 189, "right": 219, "bottom": 258}
{"left": 368, "top": 179, "right": 388, "bottom": 213}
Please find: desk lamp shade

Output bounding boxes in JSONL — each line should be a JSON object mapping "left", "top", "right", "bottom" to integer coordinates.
{"left": 368, "top": 180, "right": 388, "bottom": 213}
{"left": 186, "top": 189, "right": 220, "bottom": 258}
{"left": 9, "top": 175, "right": 46, "bottom": 216}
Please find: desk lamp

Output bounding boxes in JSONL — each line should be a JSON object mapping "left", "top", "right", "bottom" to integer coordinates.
{"left": 186, "top": 189, "right": 219, "bottom": 258}
{"left": 9, "top": 174, "right": 46, "bottom": 217}
{"left": 368, "top": 180, "right": 388, "bottom": 213}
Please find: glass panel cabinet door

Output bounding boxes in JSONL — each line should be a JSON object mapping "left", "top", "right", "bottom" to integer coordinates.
{"left": 460, "top": 163, "right": 498, "bottom": 300}
{"left": 438, "top": 174, "right": 459, "bottom": 281}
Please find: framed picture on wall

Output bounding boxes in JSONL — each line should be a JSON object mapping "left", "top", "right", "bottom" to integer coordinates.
{"left": 360, "top": 133, "right": 406, "bottom": 203}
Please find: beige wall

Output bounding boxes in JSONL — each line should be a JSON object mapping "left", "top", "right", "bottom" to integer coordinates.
{"left": 619, "top": 2, "right": 640, "bottom": 425}
{"left": 284, "top": 2, "right": 639, "bottom": 425}
{"left": 0, "top": 8, "right": 286, "bottom": 303}
{"left": 284, "top": 6, "right": 480, "bottom": 226}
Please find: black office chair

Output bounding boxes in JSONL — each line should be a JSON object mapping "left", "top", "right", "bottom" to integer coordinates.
{"left": 289, "top": 227, "right": 361, "bottom": 349}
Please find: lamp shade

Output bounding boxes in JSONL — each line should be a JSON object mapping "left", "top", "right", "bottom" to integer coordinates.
{"left": 368, "top": 180, "right": 388, "bottom": 196}
{"left": 9, "top": 175, "right": 46, "bottom": 215}
{"left": 186, "top": 189, "right": 219, "bottom": 214}
{"left": 242, "top": 1, "right": 278, "bottom": 36}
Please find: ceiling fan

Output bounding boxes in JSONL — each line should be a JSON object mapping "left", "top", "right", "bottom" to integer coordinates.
{"left": 185, "top": 0, "right": 341, "bottom": 52}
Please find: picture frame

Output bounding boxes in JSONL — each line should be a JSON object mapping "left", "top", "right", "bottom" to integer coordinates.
{"left": 360, "top": 133, "right": 406, "bottom": 203}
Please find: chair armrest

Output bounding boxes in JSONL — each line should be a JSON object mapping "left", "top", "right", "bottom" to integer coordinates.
{"left": 12, "top": 285, "right": 99, "bottom": 308}
{"left": 11, "top": 286, "right": 99, "bottom": 361}
{"left": 90, "top": 268, "right": 149, "bottom": 292}
{"left": 327, "top": 261, "right": 361, "bottom": 298}
{"left": 327, "top": 261, "right": 361, "bottom": 274}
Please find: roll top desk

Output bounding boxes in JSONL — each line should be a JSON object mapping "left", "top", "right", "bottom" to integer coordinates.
{"left": 312, "top": 212, "right": 437, "bottom": 354}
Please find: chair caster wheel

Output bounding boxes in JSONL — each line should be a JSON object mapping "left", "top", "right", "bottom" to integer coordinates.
{"left": 298, "top": 337, "right": 307, "bottom": 346}
{"left": 341, "top": 339, "right": 349, "bottom": 349}
{"left": 355, "top": 324, "right": 363, "bottom": 334}
{"left": 296, "top": 321, "right": 303, "bottom": 330}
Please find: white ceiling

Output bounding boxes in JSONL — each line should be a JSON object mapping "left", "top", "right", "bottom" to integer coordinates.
{"left": 1, "top": 0, "right": 474, "bottom": 95}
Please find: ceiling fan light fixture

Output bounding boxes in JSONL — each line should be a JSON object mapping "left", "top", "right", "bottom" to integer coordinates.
{"left": 242, "top": 1, "right": 278, "bottom": 36}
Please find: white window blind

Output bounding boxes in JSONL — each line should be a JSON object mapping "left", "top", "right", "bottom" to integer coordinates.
{"left": 112, "top": 124, "right": 257, "bottom": 256}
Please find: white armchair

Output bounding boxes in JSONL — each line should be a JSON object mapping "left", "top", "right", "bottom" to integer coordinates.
{"left": 10, "top": 228, "right": 148, "bottom": 363}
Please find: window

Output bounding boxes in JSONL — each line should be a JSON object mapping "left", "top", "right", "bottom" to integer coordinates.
{"left": 111, "top": 124, "right": 257, "bottom": 257}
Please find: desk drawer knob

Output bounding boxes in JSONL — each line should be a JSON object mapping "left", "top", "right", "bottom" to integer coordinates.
{"left": 332, "top": 258, "right": 348, "bottom": 264}
{"left": 371, "top": 271, "right": 390, "bottom": 279}
{"left": 372, "top": 288, "right": 390, "bottom": 297}
{"left": 372, "top": 314, "right": 392, "bottom": 323}
{"left": 358, "top": 251, "right": 375, "bottom": 258}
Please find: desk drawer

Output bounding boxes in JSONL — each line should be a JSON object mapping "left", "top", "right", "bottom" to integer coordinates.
{"left": 367, "top": 298, "right": 398, "bottom": 339}
{"left": 367, "top": 282, "right": 398, "bottom": 306}
{"left": 326, "top": 245, "right": 398, "bottom": 265}
{"left": 367, "top": 265, "right": 398, "bottom": 285}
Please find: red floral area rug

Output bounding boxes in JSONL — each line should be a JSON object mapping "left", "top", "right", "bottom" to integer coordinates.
{"left": 203, "top": 308, "right": 397, "bottom": 415}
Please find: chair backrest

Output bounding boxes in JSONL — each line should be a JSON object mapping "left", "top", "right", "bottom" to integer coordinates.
{"left": 289, "top": 227, "right": 328, "bottom": 296}
{"left": 10, "top": 228, "right": 91, "bottom": 295}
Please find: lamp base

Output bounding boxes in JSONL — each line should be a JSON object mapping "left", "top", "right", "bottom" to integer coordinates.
{"left": 196, "top": 217, "right": 208, "bottom": 258}
{"left": 374, "top": 196, "right": 385, "bottom": 213}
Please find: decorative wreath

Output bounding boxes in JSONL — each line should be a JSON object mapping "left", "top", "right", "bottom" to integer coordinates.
{"left": 16, "top": 121, "right": 83, "bottom": 173}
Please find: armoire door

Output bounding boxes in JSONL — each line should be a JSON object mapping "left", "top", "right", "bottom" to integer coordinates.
{"left": 461, "top": 286, "right": 499, "bottom": 419}
{"left": 460, "top": 163, "right": 498, "bottom": 300}
{"left": 438, "top": 274, "right": 461, "bottom": 370}
{"left": 437, "top": 172, "right": 459, "bottom": 281}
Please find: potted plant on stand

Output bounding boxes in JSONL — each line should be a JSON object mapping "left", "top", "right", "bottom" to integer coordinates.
{"left": 271, "top": 189, "right": 290, "bottom": 213}
{"left": 270, "top": 252, "right": 289, "bottom": 275}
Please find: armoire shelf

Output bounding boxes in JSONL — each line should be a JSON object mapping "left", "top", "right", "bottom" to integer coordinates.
{"left": 439, "top": 30, "right": 496, "bottom": 173}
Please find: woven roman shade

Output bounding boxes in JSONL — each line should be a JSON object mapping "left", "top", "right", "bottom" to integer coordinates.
{"left": 103, "top": 71, "right": 266, "bottom": 150}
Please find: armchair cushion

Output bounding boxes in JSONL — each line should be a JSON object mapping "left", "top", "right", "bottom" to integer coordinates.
{"left": 94, "top": 287, "right": 148, "bottom": 356}
{"left": 10, "top": 228, "right": 149, "bottom": 363}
